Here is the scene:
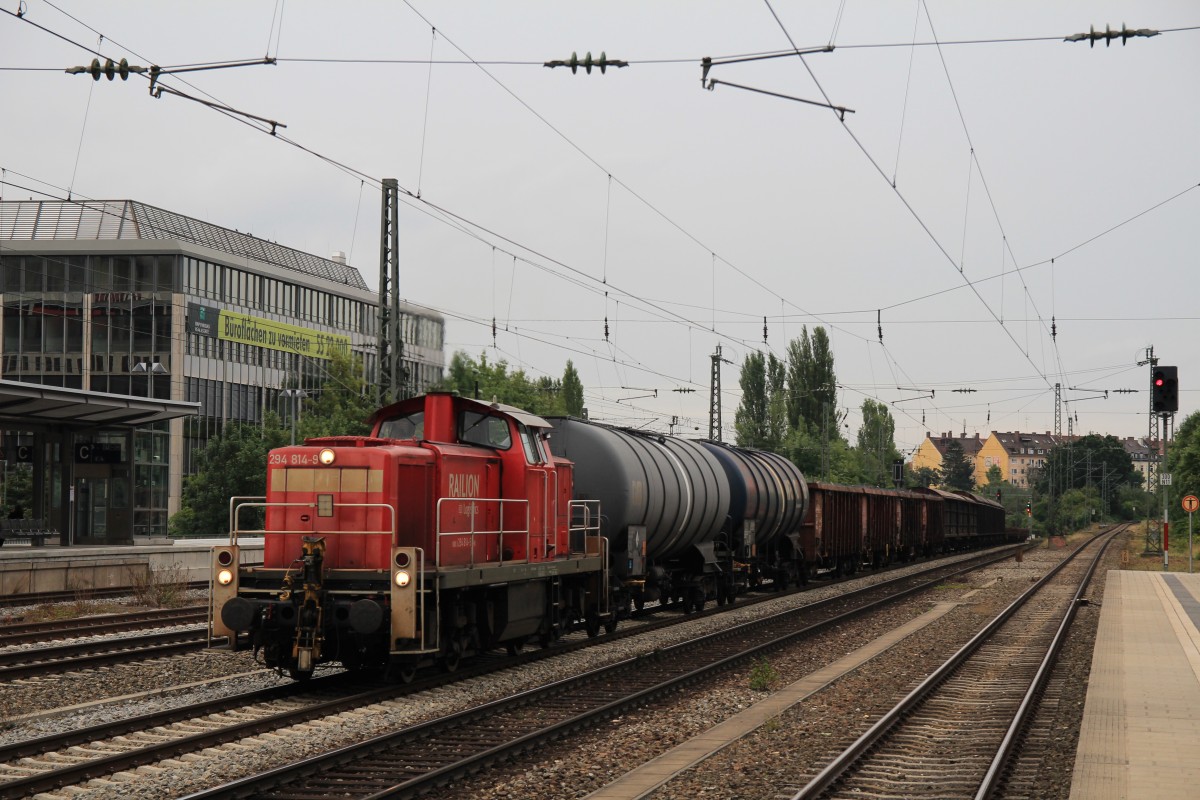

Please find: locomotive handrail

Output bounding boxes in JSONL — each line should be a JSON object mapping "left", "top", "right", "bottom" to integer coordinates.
{"left": 229, "top": 500, "right": 397, "bottom": 547}
{"left": 567, "top": 499, "right": 608, "bottom": 617}
{"left": 228, "top": 496, "right": 265, "bottom": 545}
{"left": 435, "top": 496, "right": 530, "bottom": 568}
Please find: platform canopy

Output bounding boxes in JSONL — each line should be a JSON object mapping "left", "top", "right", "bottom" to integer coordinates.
{"left": 0, "top": 379, "right": 199, "bottom": 430}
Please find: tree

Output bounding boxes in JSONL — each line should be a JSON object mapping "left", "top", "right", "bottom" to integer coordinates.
{"left": 1, "top": 463, "right": 33, "bottom": 519}
{"left": 856, "top": 399, "right": 901, "bottom": 486}
{"left": 170, "top": 419, "right": 289, "bottom": 538}
{"left": 939, "top": 439, "right": 976, "bottom": 491}
{"left": 735, "top": 351, "right": 770, "bottom": 449}
{"left": 297, "top": 349, "right": 375, "bottom": 439}
{"left": 907, "top": 465, "right": 940, "bottom": 488}
{"left": 1167, "top": 410, "right": 1200, "bottom": 527}
{"left": 561, "top": 360, "right": 585, "bottom": 417}
{"left": 442, "top": 351, "right": 577, "bottom": 417}
{"left": 785, "top": 326, "right": 836, "bottom": 435}
{"left": 1031, "top": 433, "right": 1141, "bottom": 516}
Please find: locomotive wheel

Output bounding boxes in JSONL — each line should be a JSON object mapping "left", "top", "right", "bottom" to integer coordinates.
{"left": 442, "top": 636, "right": 464, "bottom": 673}
{"left": 388, "top": 662, "right": 418, "bottom": 683}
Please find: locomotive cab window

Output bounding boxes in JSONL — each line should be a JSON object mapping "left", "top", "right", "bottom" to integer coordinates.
{"left": 460, "top": 411, "right": 511, "bottom": 450}
{"left": 379, "top": 411, "right": 424, "bottom": 440}
{"left": 517, "top": 423, "right": 545, "bottom": 464}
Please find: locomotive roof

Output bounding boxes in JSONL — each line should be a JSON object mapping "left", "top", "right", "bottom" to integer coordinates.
{"left": 368, "top": 392, "right": 554, "bottom": 430}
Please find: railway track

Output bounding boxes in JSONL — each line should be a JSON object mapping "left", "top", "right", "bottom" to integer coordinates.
{"left": 787, "top": 527, "right": 1119, "bottom": 800}
{"left": 0, "top": 547, "right": 1022, "bottom": 799}
{"left": 0, "top": 582, "right": 209, "bottom": 609}
{"left": 167, "top": 548, "right": 1026, "bottom": 799}
{"left": 0, "top": 627, "right": 209, "bottom": 681}
{"left": 0, "top": 605, "right": 208, "bottom": 646}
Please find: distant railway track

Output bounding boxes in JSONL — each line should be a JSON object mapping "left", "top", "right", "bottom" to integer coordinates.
{"left": 0, "top": 627, "right": 208, "bottom": 681}
{"left": 0, "top": 547, "right": 1023, "bottom": 799}
{"left": 0, "top": 605, "right": 208, "bottom": 646}
{"left": 0, "top": 582, "right": 209, "bottom": 609}
{"left": 787, "top": 527, "right": 1120, "bottom": 800}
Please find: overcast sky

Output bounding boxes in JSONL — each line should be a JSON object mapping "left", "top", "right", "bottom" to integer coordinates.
{"left": 3, "top": 1, "right": 1197, "bottom": 453}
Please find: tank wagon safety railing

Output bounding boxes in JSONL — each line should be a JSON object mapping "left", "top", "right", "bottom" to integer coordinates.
{"left": 568, "top": 499, "right": 610, "bottom": 616}
{"left": 227, "top": 496, "right": 398, "bottom": 544}
{"left": 435, "top": 497, "right": 532, "bottom": 569}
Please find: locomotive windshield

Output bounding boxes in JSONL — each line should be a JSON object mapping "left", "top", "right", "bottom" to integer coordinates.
{"left": 378, "top": 411, "right": 424, "bottom": 440}
{"left": 460, "top": 410, "right": 512, "bottom": 449}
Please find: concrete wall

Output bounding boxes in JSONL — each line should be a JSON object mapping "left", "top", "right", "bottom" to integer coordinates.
{"left": 0, "top": 539, "right": 263, "bottom": 597}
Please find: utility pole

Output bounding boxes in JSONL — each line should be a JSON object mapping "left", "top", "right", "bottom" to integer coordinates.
{"left": 377, "top": 179, "right": 402, "bottom": 407}
{"left": 708, "top": 344, "right": 731, "bottom": 441}
{"left": 1139, "top": 346, "right": 1160, "bottom": 552}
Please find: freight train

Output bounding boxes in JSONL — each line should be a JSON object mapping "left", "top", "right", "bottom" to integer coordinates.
{"left": 209, "top": 392, "right": 1009, "bottom": 680}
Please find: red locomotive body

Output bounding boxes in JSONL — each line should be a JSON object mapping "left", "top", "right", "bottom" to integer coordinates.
{"left": 211, "top": 393, "right": 609, "bottom": 679}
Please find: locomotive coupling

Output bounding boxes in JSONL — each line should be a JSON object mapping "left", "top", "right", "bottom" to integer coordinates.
{"left": 286, "top": 537, "right": 327, "bottom": 674}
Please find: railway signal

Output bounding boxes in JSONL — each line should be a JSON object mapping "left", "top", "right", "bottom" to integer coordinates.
{"left": 1026, "top": 501, "right": 1032, "bottom": 517}
{"left": 1151, "top": 366, "right": 1178, "bottom": 413}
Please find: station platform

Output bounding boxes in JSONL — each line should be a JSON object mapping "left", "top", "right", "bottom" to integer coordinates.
{"left": 0, "top": 537, "right": 263, "bottom": 596}
{"left": 1070, "top": 570, "right": 1200, "bottom": 800}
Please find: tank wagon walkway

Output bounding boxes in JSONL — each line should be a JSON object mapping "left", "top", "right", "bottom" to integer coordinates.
{"left": 1070, "top": 570, "right": 1200, "bottom": 800}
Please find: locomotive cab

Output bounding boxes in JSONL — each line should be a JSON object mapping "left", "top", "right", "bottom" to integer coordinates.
{"left": 209, "top": 393, "right": 611, "bottom": 680}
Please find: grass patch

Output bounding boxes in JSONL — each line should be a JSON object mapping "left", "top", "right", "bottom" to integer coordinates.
{"left": 128, "top": 561, "right": 191, "bottom": 607}
{"left": 749, "top": 657, "right": 779, "bottom": 692}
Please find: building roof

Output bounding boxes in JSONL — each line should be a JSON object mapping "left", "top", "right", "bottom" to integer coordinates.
{"left": 922, "top": 431, "right": 986, "bottom": 458}
{"left": 989, "top": 430, "right": 1061, "bottom": 452}
{"left": 0, "top": 379, "right": 198, "bottom": 429}
{"left": 0, "top": 199, "right": 367, "bottom": 290}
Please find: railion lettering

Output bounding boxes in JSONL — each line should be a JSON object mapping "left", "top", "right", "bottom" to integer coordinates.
{"left": 447, "top": 473, "right": 480, "bottom": 498}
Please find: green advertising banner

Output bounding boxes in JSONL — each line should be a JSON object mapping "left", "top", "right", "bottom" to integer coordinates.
{"left": 189, "top": 303, "right": 351, "bottom": 360}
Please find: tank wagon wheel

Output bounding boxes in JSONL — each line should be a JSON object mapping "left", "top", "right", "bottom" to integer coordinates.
{"left": 505, "top": 637, "right": 527, "bottom": 656}
{"left": 585, "top": 611, "right": 602, "bottom": 638}
{"left": 603, "top": 614, "right": 619, "bottom": 635}
{"left": 288, "top": 669, "right": 313, "bottom": 682}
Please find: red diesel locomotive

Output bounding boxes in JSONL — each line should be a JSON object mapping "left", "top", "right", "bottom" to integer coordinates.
{"left": 211, "top": 392, "right": 611, "bottom": 680}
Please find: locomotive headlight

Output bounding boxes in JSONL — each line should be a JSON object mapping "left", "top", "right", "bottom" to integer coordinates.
{"left": 318, "top": 448, "right": 336, "bottom": 465}
{"left": 217, "top": 568, "right": 234, "bottom": 586}
{"left": 394, "top": 570, "right": 411, "bottom": 588}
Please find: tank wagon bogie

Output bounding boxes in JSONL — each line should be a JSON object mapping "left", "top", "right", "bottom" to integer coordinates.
{"left": 210, "top": 393, "right": 1018, "bottom": 681}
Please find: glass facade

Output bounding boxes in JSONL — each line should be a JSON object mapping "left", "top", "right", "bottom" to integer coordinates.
{"left": 1, "top": 215, "right": 445, "bottom": 543}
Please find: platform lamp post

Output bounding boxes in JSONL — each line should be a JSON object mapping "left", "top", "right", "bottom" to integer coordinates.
{"left": 282, "top": 389, "right": 307, "bottom": 446}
